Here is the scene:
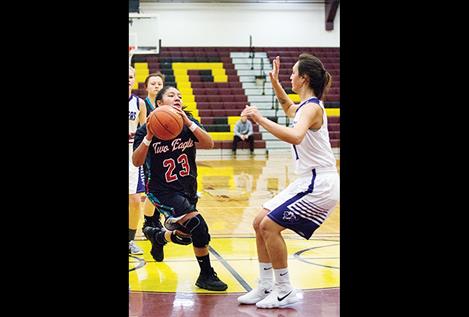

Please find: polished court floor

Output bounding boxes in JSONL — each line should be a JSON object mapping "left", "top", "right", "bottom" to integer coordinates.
{"left": 129, "top": 153, "right": 340, "bottom": 316}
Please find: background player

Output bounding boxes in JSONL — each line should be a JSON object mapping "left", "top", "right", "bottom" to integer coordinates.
{"left": 129, "top": 65, "right": 147, "bottom": 255}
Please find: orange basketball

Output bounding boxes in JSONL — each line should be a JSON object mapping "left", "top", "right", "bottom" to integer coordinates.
{"left": 148, "top": 106, "right": 184, "bottom": 140}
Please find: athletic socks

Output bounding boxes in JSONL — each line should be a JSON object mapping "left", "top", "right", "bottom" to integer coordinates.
{"left": 196, "top": 254, "right": 212, "bottom": 274}
{"left": 259, "top": 262, "right": 274, "bottom": 285}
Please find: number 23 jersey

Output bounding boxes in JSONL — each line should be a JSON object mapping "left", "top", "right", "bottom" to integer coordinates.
{"left": 133, "top": 117, "right": 202, "bottom": 197}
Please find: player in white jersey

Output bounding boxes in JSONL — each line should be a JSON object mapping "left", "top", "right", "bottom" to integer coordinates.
{"left": 129, "top": 66, "right": 147, "bottom": 255}
{"left": 238, "top": 54, "right": 339, "bottom": 308}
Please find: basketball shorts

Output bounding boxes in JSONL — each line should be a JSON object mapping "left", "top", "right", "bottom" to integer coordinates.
{"left": 129, "top": 144, "right": 145, "bottom": 195}
{"left": 146, "top": 191, "right": 198, "bottom": 219}
{"left": 263, "top": 166, "right": 339, "bottom": 240}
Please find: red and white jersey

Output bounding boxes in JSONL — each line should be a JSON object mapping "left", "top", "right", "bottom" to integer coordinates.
{"left": 290, "top": 97, "right": 336, "bottom": 176}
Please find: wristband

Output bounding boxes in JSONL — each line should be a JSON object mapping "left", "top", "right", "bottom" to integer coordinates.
{"left": 188, "top": 122, "right": 198, "bottom": 132}
{"left": 142, "top": 137, "right": 151, "bottom": 146}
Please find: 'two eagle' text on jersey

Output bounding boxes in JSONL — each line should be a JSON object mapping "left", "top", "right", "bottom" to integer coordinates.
{"left": 151, "top": 138, "right": 195, "bottom": 154}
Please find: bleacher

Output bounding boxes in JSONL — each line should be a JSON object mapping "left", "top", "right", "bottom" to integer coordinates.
{"left": 131, "top": 47, "right": 339, "bottom": 155}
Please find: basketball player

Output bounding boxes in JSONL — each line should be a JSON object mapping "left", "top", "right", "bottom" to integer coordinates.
{"left": 132, "top": 86, "right": 228, "bottom": 291}
{"left": 129, "top": 66, "right": 147, "bottom": 255}
{"left": 237, "top": 54, "right": 340, "bottom": 308}
{"left": 141, "top": 72, "right": 166, "bottom": 233}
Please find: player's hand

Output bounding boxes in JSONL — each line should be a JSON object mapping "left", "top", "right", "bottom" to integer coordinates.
{"left": 242, "top": 105, "right": 262, "bottom": 123}
{"left": 129, "top": 132, "right": 135, "bottom": 140}
{"left": 172, "top": 107, "right": 192, "bottom": 126}
{"left": 269, "top": 56, "right": 280, "bottom": 83}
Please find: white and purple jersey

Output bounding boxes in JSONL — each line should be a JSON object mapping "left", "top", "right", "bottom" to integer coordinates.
{"left": 129, "top": 94, "right": 145, "bottom": 194}
{"left": 263, "top": 97, "right": 339, "bottom": 239}
{"left": 129, "top": 94, "right": 141, "bottom": 143}
{"left": 290, "top": 97, "right": 336, "bottom": 175}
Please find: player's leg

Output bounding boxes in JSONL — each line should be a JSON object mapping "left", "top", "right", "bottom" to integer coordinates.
{"left": 178, "top": 212, "right": 228, "bottom": 291}
{"left": 255, "top": 217, "right": 299, "bottom": 308}
{"left": 129, "top": 165, "right": 144, "bottom": 255}
{"left": 238, "top": 208, "right": 274, "bottom": 304}
{"left": 129, "top": 193, "right": 143, "bottom": 255}
{"left": 142, "top": 196, "right": 162, "bottom": 229}
{"left": 238, "top": 179, "right": 304, "bottom": 306}
{"left": 142, "top": 163, "right": 163, "bottom": 230}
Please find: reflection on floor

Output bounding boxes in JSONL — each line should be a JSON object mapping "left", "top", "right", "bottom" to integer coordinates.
{"left": 130, "top": 155, "right": 340, "bottom": 317}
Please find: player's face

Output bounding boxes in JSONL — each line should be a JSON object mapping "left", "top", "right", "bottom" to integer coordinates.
{"left": 129, "top": 69, "right": 136, "bottom": 89}
{"left": 162, "top": 87, "right": 183, "bottom": 109}
{"left": 146, "top": 76, "right": 164, "bottom": 96}
{"left": 290, "top": 62, "right": 304, "bottom": 93}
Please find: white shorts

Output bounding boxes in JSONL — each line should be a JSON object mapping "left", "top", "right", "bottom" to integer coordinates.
{"left": 263, "top": 166, "right": 339, "bottom": 239}
{"left": 129, "top": 143, "right": 145, "bottom": 195}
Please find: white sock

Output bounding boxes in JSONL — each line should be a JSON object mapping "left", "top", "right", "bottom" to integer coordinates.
{"left": 274, "top": 267, "right": 292, "bottom": 290}
{"left": 259, "top": 262, "right": 273, "bottom": 285}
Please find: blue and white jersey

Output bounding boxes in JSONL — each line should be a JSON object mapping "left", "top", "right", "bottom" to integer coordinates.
{"left": 290, "top": 97, "right": 336, "bottom": 175}
{"left": 129, "top": 94, "right": 141, "bottom": 142}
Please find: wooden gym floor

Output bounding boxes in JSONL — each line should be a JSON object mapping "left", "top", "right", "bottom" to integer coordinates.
{"left": 129, "top": 153, "right": 340, "bottom": 317}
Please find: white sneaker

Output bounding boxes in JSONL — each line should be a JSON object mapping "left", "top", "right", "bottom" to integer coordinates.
{"left": 129, "top": 240, "right": 143, "bottom": 255}
{"left": 237, "top": 281, "right": 273, "bottom": 304}
{"left": 256, "top": 284, "right": 299, "bottom": 308}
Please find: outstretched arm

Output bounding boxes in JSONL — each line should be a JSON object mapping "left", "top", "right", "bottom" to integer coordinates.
{"left": 269, "top": 56, "right": 298, "bottom": 118}
{"left": 242, "top": 104, "right": 321, "bottom": 145}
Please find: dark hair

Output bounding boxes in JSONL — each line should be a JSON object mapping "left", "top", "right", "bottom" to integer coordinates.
{"left": 297, "top": 53, "right": 332, "bottom": 100}
{"left": 144, "top": 72, "right": 165, "bottom": 88}
{"left": 155, "top": 86, "right": 192, "bottom": 116}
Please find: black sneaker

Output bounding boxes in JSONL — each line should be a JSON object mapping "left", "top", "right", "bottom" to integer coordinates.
{"left": 142, "top": 226, "right": 166, "bottom": 262}
{"left": 195, "top": 268, "right": 228, "bottom": 291}
{"left": 143, "top": 215, "right": 163, "bottom": 231}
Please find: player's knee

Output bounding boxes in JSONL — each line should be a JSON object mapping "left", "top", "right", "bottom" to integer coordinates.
{"left": 182, "top": 214, "right": 210, "bottom": 248}
{"left": 170, "top": 230, "right": 192, "bottom": 245}
{"left": 258, "top": 218, "right": 273, "bottom": 238}
{"left": 252, "top": 211, "right": 267, "bottom": 232}
{"left": 252, "top": 217, "right": 261, "bottom": 232}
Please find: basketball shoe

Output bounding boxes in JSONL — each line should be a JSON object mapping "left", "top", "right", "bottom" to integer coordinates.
{"left": 142, "top": 214, "right": 163, "bottom": 232}
{"left": 129, "top": 240, "right": 143, "bottom": 255}
{"left": 195, "top": 267, "right": 228, "bottom": 291}
{"left": 255, "top": 283, "right": 299, "bottom": 308}
{"left": 237, "top": 280, "right": 273, "bottom": 304}
{"left": 142, "top": 226, "right": 166, "bottom": 262}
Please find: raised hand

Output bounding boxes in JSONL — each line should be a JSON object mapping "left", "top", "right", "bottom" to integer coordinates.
{"left": 242, "top": 105, "right": 262, "bottom": 123}
{"left": 269, "top": 56, "right": 280, "bottom": 83}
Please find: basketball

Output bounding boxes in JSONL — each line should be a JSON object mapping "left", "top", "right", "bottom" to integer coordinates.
{"left": 148, "top": 106, "right": 184, "bottom": 140}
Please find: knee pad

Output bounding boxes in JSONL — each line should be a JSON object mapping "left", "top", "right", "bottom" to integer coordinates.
{"left": 182, "top": 214, "right": 211, "bottom": 248}
{"left": 170, "top": 230, "right": 192, "bottom": 245}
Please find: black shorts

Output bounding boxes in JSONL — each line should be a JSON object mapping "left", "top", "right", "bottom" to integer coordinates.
{"left": 147, "top": 191, "right": 198, "bottom": 218}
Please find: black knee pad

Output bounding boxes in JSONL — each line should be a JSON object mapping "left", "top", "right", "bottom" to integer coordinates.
{"left": 182, "top": 214, "right": 211, "bottom": 248}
